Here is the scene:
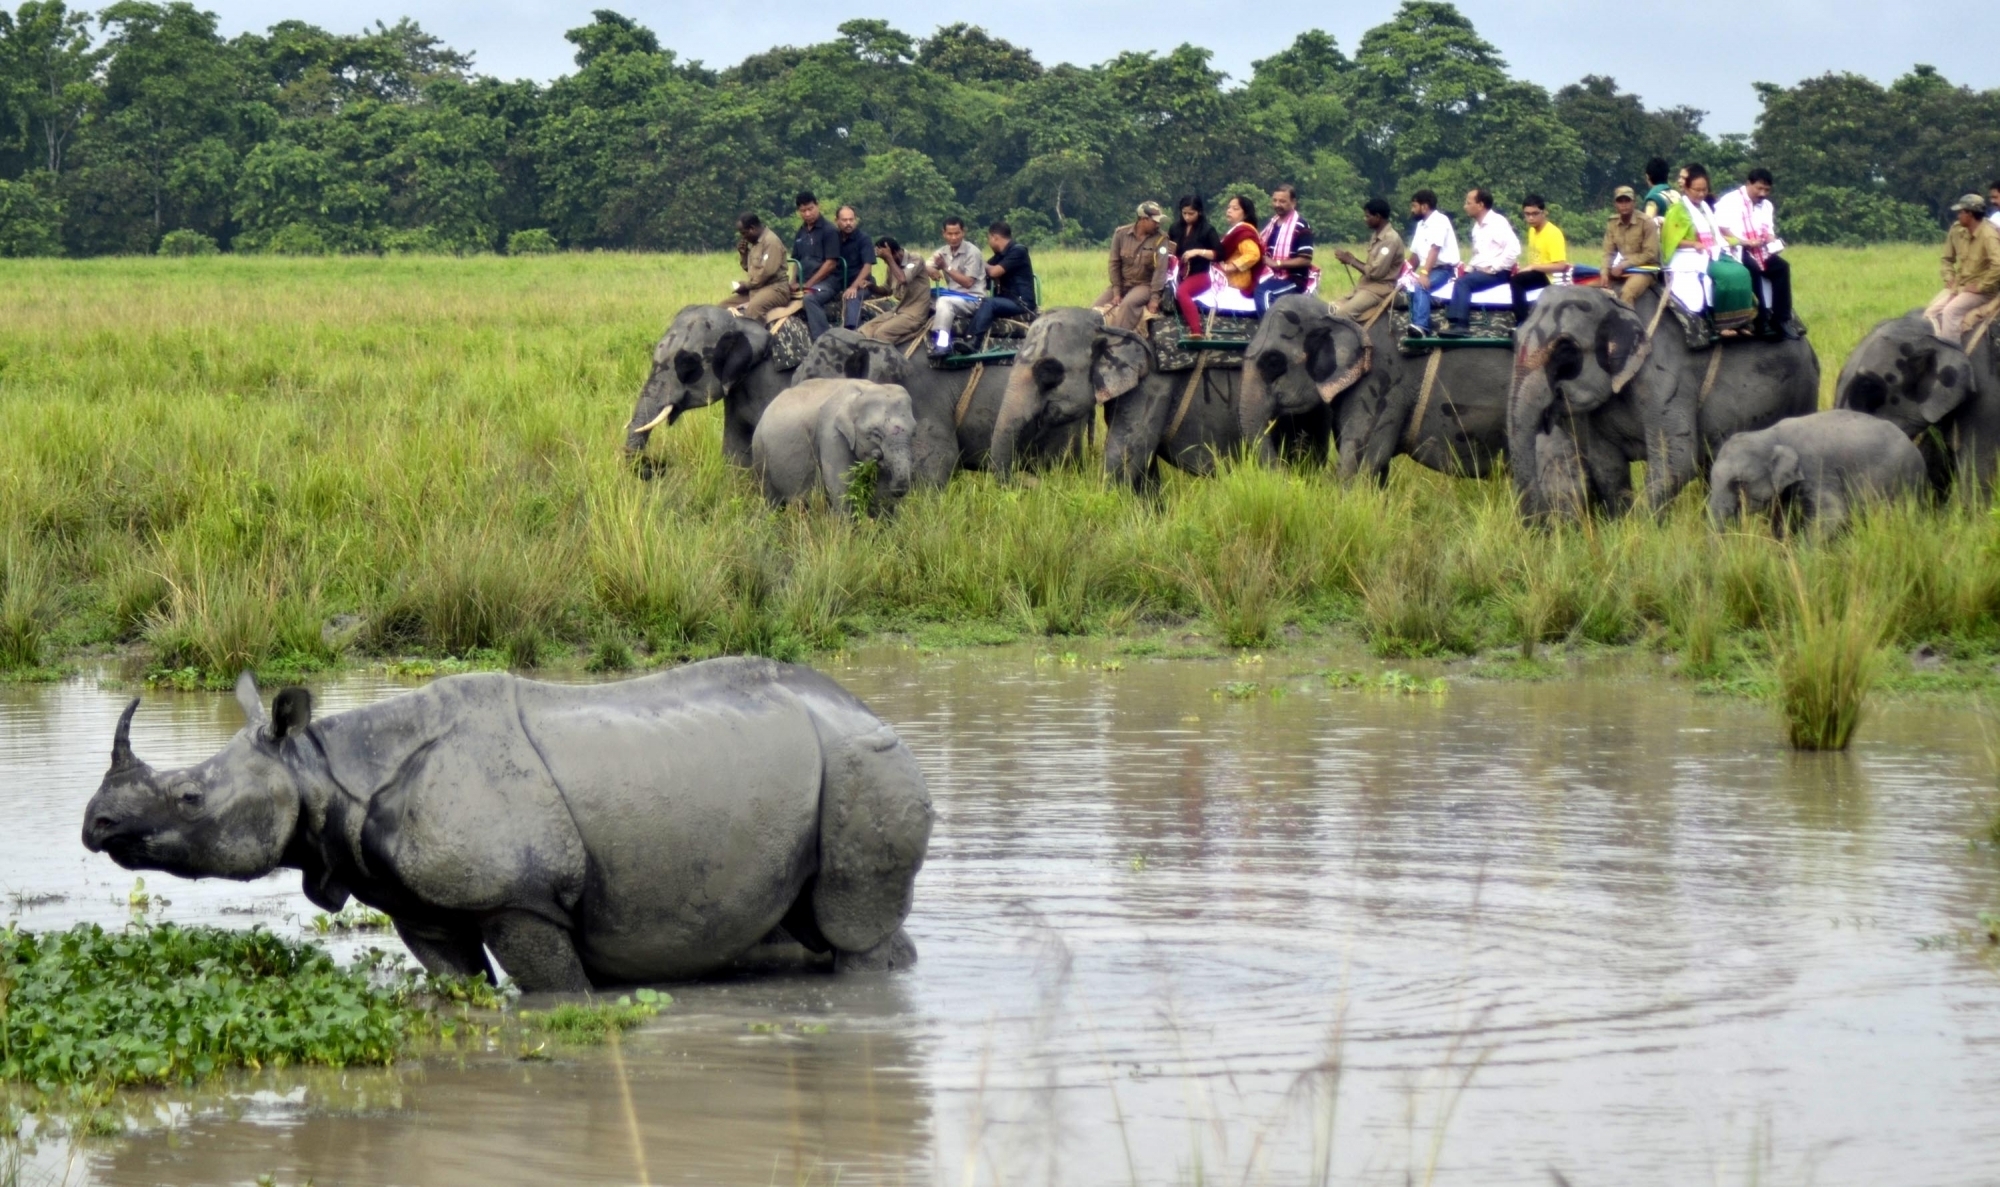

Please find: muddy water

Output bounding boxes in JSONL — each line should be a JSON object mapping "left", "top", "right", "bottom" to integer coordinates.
{"left": 4, "top": 647, "right": 1999, "bottom": 1186}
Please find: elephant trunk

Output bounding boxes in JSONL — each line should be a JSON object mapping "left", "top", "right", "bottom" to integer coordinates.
{"left": 1238, "top": 362, "right": 1275, "bottom": 461}
{"left": 1508, "top": 357, "right": 1556, "bottom": 516}
{"left": 990, "top": 364, "right": 1039, "bottom": 481}
{"left": 625, "top": 368, "right": 684, "bottom": 455}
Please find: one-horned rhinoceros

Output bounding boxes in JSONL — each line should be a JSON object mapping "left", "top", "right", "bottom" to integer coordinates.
{"left": 81, "top": 658, "right": 932, "bottom": 991}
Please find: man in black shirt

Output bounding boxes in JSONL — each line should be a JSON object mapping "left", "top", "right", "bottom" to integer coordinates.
{"left": 790, "top": 191, "right": 843, "bottom": 339}
{"left": 1261, "top": 183, "right": 1315, "bottom": 293}
{"left": 834, "top": 205, "right": 873, "bottom": 333}
{"left": 970, "top": 221, "right": 1036, "bottom": 340}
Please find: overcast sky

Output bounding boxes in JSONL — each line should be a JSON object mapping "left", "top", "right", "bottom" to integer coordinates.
{"left": 201, "top": 0, "right": 1945, "bottom": 135}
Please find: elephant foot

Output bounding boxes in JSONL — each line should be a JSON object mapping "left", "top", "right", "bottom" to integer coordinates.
{"left": 834, "top": 927, "right": 918, "bottom": 974}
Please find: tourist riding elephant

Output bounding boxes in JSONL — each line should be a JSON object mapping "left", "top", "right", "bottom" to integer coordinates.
{"left": 625, "top": 306, "right": 796, "bottom": 465}
{"left": 1832, "top": 311, "right": 1999, "bottom": 495}
{"left": 1708, "top": 410, "right": 1926, "bottom": 535}
{"left": 1508, "top": 287, "right": 1820, "bottom": 519}
{"left": 796, "top": 329, "right": 1048, "bottom": 475}
{"left": 1239, "top": 295, "right": 1511, "bottom": 483}
{"left": 752, "top": 379, "right": 917, "bottom": 516}
{"left": 81, "top": 662, "right": 932, "bottom": 991}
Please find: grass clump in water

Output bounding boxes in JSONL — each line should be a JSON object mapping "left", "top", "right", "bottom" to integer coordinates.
{"left": 0, "top": 923, "right": 411, "bottom": 1087}
{"left": 518, "top": 990, "right": 667, "bottom": 1046}
{"left": 1769, "top": 559, "right": 1891, "bottom": 751}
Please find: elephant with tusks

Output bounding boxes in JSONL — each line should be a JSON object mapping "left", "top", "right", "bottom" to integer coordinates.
{"left": 82, "top": 662, "right": 933, "bottom": 992}
{"left": 625, "top": 306, "right": 805, "bottom": 466}
{"left": 1508, "top": 287, "right": 1820, "bottom": 519}
{"left": 1239, "top": 295, "right": 1512, "bottom": 483}
{"left": 1833, "top": 311, "right": 2000, "bottom": 496}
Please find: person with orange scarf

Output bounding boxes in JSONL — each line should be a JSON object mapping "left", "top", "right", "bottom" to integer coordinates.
{"left": 1175, "top": 194, "right": 1274, "bottom": 336}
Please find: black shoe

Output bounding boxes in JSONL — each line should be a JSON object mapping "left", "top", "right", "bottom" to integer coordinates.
{"left": 1405, "top": 325, "right": 1432, "bottom": 339}
{"left": 1438, "top": 325, "right": 1469, "bottom": 338}
{"left": 928, "top": 346, "right": 949, "bottom": 359}
{"left": 1781, "top": 324, "right": 1802, "bottom": 341}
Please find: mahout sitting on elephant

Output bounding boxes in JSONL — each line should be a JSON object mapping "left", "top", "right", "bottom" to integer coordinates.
{"left": 1239, "top": 295, "right": 1511, "bottom": 483}
{"left": 1709, "top": 410, "right": 1926, "bottom": 535}
{"left": 1833, "top": 311, "right": 2000, "bottom": 496}
{"left": 1508, "top": 286, "right": 1819, "bottom": 519}
{"left": 625, "top": 305, "right": 809, "bottom": 466}
{"left": 752, "top": 379, "right": 917, "bottom": 516}
{"left": 81, "top": 662, "right": 932, "bottom": 991}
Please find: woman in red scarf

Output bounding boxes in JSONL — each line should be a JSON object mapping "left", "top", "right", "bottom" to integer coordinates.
{"left": 1175, "top": 194, "right": 1267, "bottom": 337}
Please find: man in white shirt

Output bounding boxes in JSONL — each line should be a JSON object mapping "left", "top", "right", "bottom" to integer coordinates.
{"left": 1714, "top": 167, "right": 1795, "bottom": 339}
{"left": 1405, "top": 189, "right": 1460, "bottom": 335}
{"left": 1439, "top": 188, "right": 1521, "bottom": 337}
{"left": 925, "top": 215, "right": 988, "bottom": 357}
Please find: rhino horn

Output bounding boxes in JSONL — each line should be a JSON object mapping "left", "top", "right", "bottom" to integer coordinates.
{"left": 111, "top": 697, "right": 142, "bottom": 770}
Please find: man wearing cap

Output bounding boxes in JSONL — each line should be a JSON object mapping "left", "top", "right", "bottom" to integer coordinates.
{"left": 1926, "top": 194, "right": 2000, "bottom": 342}
{"left": 1331, "top": 197, "right": 1404, "bottom": 319}
{"left": 1097, "top": 202, "right": 1170, "bottom": 331}
{"left": 1601, "top": 186, "right": 1662, "bottom": 306}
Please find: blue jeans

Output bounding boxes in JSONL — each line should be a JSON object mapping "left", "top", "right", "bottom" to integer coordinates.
{"left": 1408, "top": 268, "right": 1454, "bottom": 331}
{"left": 1446, "top": 269, "right": 1512, "bottom": 328}
{"left": 799, "top": 280, "right": 842, "bottom": 339}
{"left": 971, "top": 296, "right": 1030, "bottom": 339}
{"left": 1253, "top": 276, "right": 1297, "bottom": 315}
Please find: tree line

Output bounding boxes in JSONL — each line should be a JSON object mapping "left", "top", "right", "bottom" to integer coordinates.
{"left": 0, "top": 0, "right": 1988, "bottom": 257}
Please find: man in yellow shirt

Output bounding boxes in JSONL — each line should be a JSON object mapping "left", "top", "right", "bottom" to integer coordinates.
{"left": 1509, "top": 193, "right": 1568, "bottom": 323}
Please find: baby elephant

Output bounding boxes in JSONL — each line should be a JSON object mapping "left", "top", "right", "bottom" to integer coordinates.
{"left": 1708, "top": 409, "right": 1925, "bottom": 535}
{"left": 752, "top": 378, "right": 917, "bottom": 515}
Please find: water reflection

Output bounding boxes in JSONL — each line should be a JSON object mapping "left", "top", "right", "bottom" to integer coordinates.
{"left": 2, "top": 648, "right": 1997, "bottom": 1184}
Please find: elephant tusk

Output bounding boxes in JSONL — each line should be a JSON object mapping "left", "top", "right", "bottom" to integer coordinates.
{"left": 632, "top": 403, "right": 676, "bottom": 434}
{"left": 1318, "top": 345, "right": 1373, "bottom": 404}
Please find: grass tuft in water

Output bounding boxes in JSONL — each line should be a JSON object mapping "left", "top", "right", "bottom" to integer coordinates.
{"left": 1770, "top": 559, "right": 1891, "bottom": 751}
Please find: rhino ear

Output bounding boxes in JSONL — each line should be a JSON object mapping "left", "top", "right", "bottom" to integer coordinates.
{"left": 235, "top": 671, "right": 267, "bottom": 727}
{"left": 272, "top": 687, "right": 313, "bottom": 741}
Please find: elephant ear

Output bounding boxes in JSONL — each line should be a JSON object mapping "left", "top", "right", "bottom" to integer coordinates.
{"left": 1770, "top": 443, "right": 1803, "bottom": 494}
{"left": 1598, "top": 299, "right": 1649, "bottom": 393}
{"left": 1912, "top": 340, "right": 1973, "bottom": 425}
{"left": 715, "top": 322, "right": 771, "bottom": 386}
{"left": 1093, "top": 327, "right": 1152, "bottom": 403}
{"left": 1309, "top": 318, "right": 1372, "bottom": 404}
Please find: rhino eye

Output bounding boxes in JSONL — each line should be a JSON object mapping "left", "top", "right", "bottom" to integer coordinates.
{"left": 176, "top": 786, "right": 204, "bottom": 809}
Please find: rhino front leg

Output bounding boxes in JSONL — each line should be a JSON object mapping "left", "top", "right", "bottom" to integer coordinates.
{"left": 482, "top": 910, "right": 592, "bottom": 993}
{"left": 395, "top": 917, "right": 496, "bottom": 984}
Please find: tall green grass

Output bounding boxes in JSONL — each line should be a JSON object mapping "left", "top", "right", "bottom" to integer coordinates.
{"left": 0, "top": 249, "right": 1981, "bottom": 698}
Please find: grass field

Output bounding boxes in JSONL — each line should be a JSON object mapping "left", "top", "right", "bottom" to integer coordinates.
{"left": 0, "top": 244, "right": 1990, "bottom": 714}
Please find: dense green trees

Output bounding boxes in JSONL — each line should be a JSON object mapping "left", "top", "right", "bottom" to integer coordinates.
{"left": 0, "top": 0, "right": 1984, "bottom": 256}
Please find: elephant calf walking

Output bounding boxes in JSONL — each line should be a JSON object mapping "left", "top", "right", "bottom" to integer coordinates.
{"left": 1709, "top": 410, "right": 1926, "bottom": 535}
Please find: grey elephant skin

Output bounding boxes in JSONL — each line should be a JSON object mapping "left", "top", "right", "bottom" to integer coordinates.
{"left": 1833, "top": 311, "right": 1999, "bottom": 495}
{"left": 988, "top": 307, "right": 1331, "bottom": 489}
{"left": 794, "top": 329, "right": 1046, "bottom": 476}
{"left": 753, "top": 379, "right": 918, "bottom": 514}
{"left": 81, "top": 660, "right": 933, "bottom": 992}
{"left": 626, "top": 306, "right": 795, "bottom": 465}
{"left": 1708, "top": 410, "right": 1925, "bottom": 535}
{"left": 1240, "top": 295, "right": 1510, "bottom": 482}
{"left": 1509, "top": 287, "right": 1820, "bottom": 518}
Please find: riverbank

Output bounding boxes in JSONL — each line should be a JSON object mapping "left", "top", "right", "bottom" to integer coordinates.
{"left": 0, "top": 248, "right": 1990, "bottom": 708}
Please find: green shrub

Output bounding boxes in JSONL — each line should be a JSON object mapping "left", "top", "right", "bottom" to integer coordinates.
{"left": 507, "top": 228, "right": 559, "bottom": 255}
{"left": 156, "top": 229, "right": 219, "bottom": 257}
{"left": 1784, "top": 185, "right": 1938, "bottom": 247}
{"left": 1771, "top": 561, "right": 1890, "bottom": 751}
{"left": 0, "top": 175, "right": 63, "bottom": 258}
{"left": 257, "top": 223, "right": 331, "bottom": 256}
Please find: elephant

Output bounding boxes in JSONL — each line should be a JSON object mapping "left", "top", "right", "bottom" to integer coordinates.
{"left": 1508, "top": 286, "right": 1820, "bottom": 519}
{"left": 752, "top": 379, "right": 917, "bottom": 515}
{"left": 793, "top": 328, "right": 1068, "bottom": 475}
{"left": 987, "top": 307, "right": 1332, "bottom": 489}
{"left": 81, "top": 662, "right": 933, "bottom": 991}
{"left": 1832, "top": 311, "right": 1998, "bottom": 495}
{"left": 625, "top": 305, "right": 796, "bottom": 466}
{"left": 1708, "top": 409, "right": 1926, "bottom": 535}
{"left": 1239, "top": 295, "right": 1512, "bottom": 483}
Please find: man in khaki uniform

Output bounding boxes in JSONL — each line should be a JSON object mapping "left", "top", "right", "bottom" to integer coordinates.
{"left": 1330, "top": 197, "right": 1404, "bottom": 318}
{"left": 1095, "top": 200, "right": 1169, "bottom": 330}
{"left": 859, "top": 236, "right": 934, "bottom": 347}
{"left": 1927, "top": 193, "right": 2000, "bottom": 342}
{"left": 1601, "top": 186, "right": 1662, "bottom": 305}
{"left": 723, "top": 212, "right": 791, "bottom": 320}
